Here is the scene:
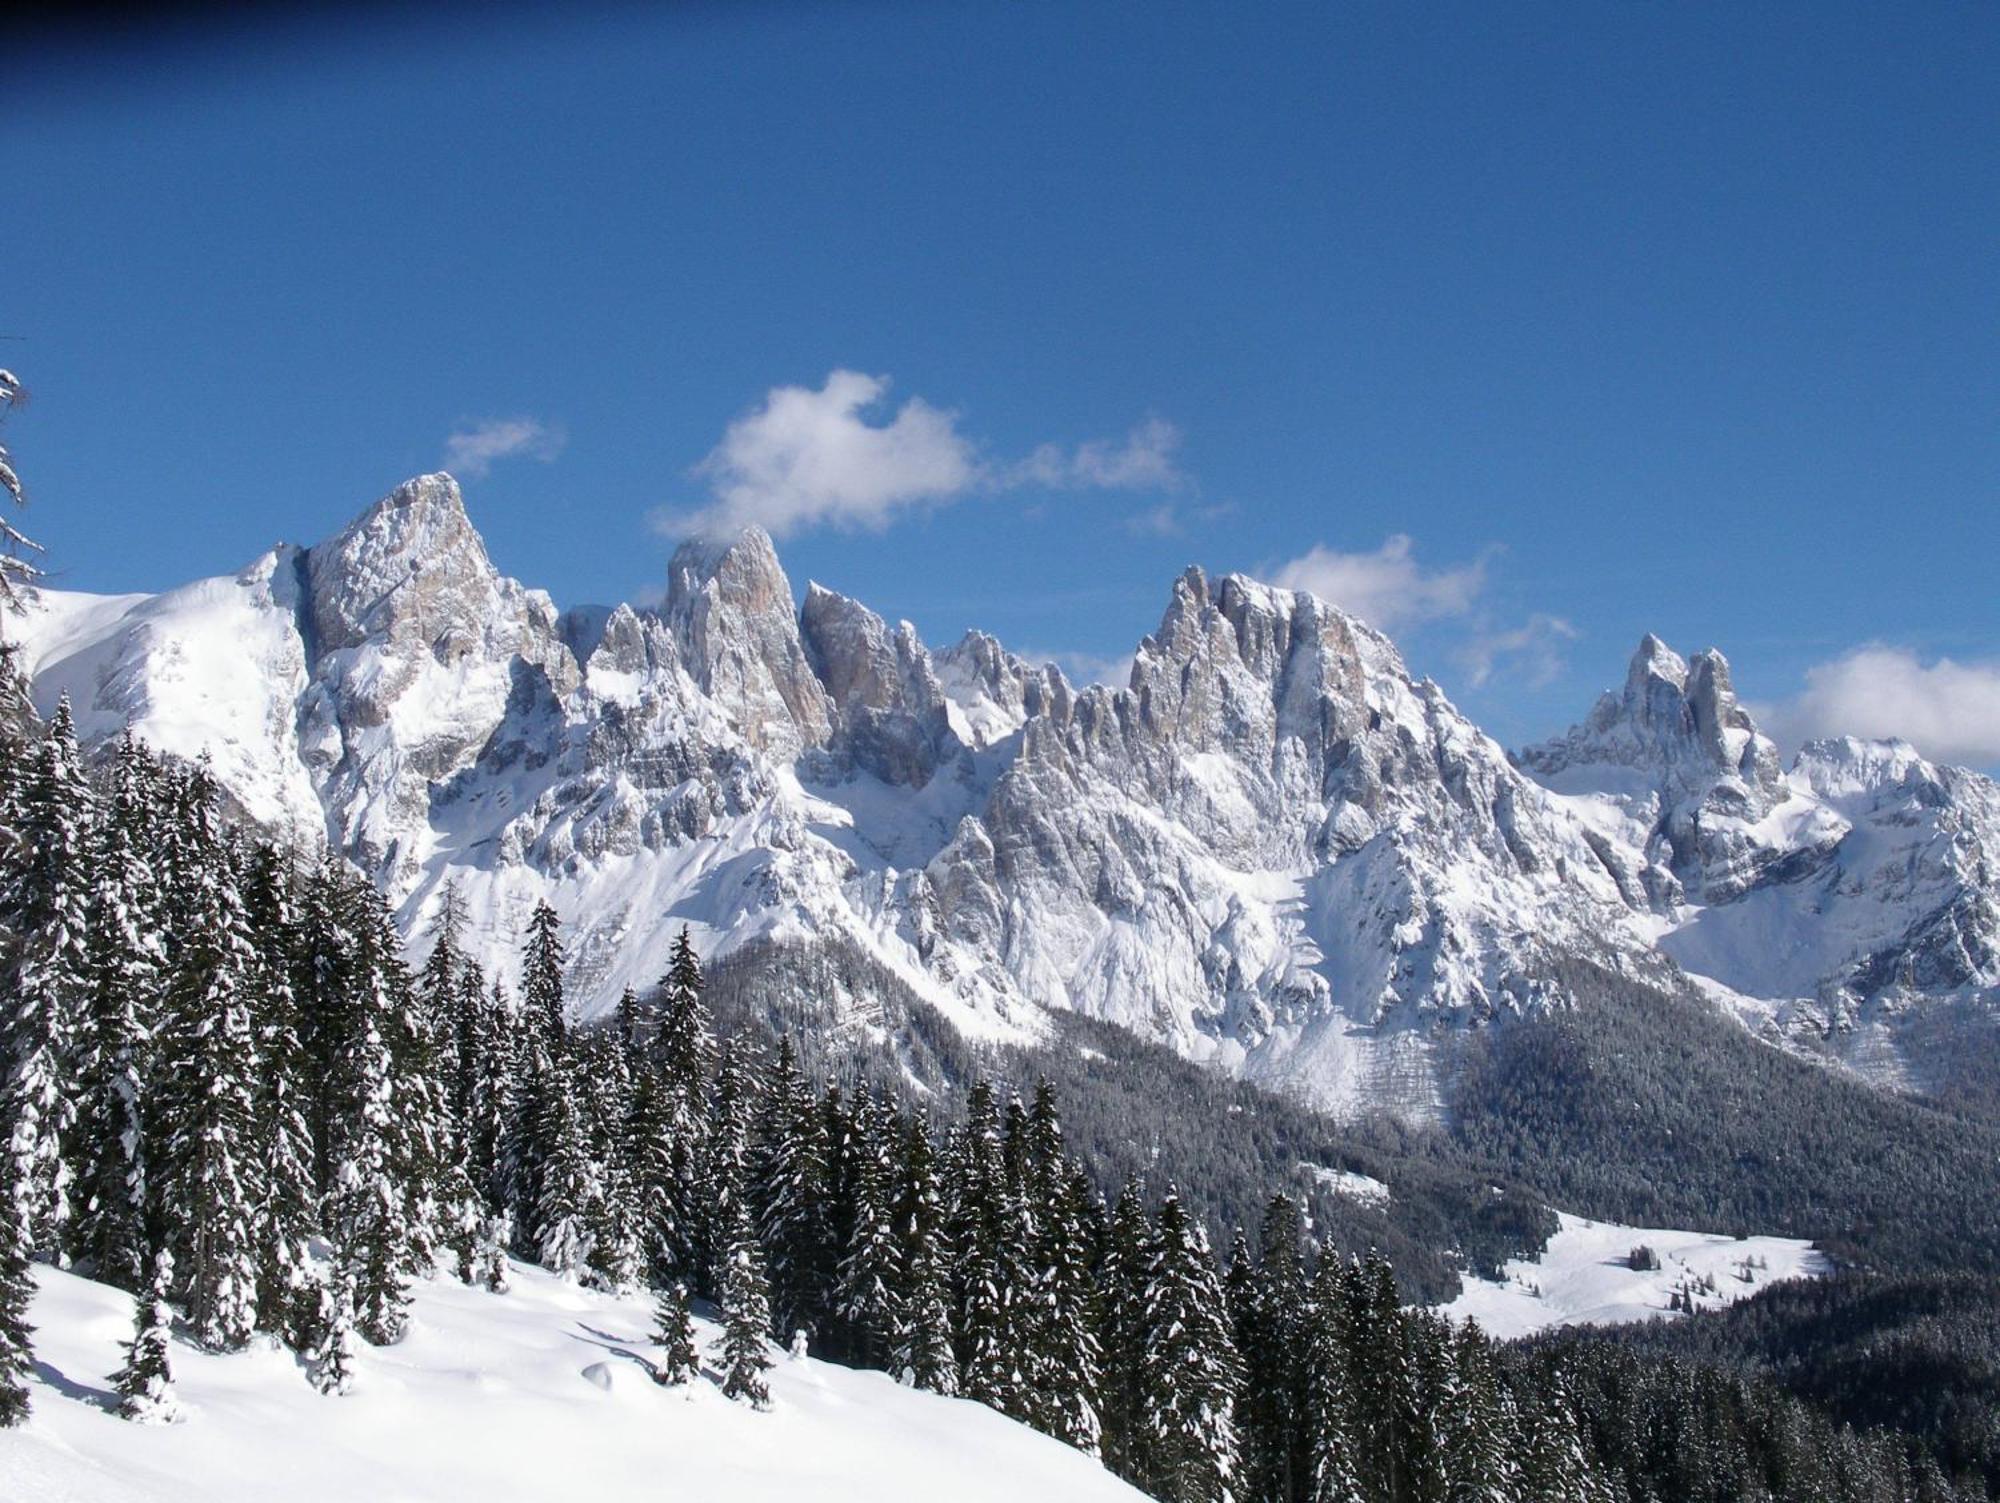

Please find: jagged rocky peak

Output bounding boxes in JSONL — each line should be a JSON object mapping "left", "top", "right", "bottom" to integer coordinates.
{"left": 306, "top": 473, "right": 506, "bottom": 657}
{"left": 1128, "top": 564, "right": 1413, "bottom": 765}
{"left": 663, "top": 525, "right": 831, "bottom": 756}
{"left": 1523, "top": 633, "right": 1782, "bottom": 800}
{"left": 934, "top": 630, "right": 1075, "bottom": 748}
{"left": 800, "top": 582, "right": 959, "bottom": 787}
{"left": 577, "top": 601, "right": 679, "bottom": 682}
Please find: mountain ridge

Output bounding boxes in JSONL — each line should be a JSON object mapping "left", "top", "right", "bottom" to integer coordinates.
{"left": 11, "top": 472, "right": 1997, "bottom": 1116}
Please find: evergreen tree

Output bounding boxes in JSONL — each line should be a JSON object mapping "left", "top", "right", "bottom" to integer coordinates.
{"left": 751, "top": 1038, "right": 830, "bottom": 1346}
{"left": 1345, "top": 1253, "right": 1411, "bottom": 1503}
{"left": 1446, "top": 1320, "right": 1520, "bottom": 1503}
{"left": 946, "top": 1079, "right": 1020, "bottom": 1409}
{"left": 521, "top": 900, "right": 567, "bottom": 1053}
{"left": 505, "top": 903, "right": 566, "bottom": 1251}
{"left": 465, "top": 970, "right": 511, "bottom": 1214}
{"left": 67, "top": 736, "right": 160, "bottom": 1291}
{"left": 239, "top": 842, "right": 317, "bottom": 1340}
{"left": 1021, "top": 1090, "right": 1103, "bottom": 1455}
{"left": 309, "top": 1266, "right": 358, "bottom": 1397}
{"left": 832, "top": 1085, "right": 900, "bottom": 1369}
{"left": 1238, "top": 1193, "right": 1310, "bottom": 1503}
{"left": 321, "top": 881, "right": 410, "bottom": 1346}
{"left": 1, "top": 698, "right": 92, "bottom": 1255}
{"left": 1098, "top": 1175, "right": 1154, "bottom": 1483}
{"left": 1304, "top": 1252, "right": 1365, "bottom": 1503}
{"left": 112, "top": 1245, "right": 181, "bottom": 1424}
{"left": 718, "top": 1202, "right": 774, "bottom": 1409}
{"left": 651, "top": 1278, "right": 700, "bottom": 1387}
{"left": 697, "top": 1041, "right": 758, "bottom": 1303}
{"left": 573, "top": 1030, "right": 640, "bottom": 1292}
{"left": 887, "top": 1114, "right": 957, "bottom": 1396}
{"left": 1137, "top": 1190, "right": 1240, "bottom": 1503}
{"left": 0, "top": 1179, "right": 34, "bottom": 1426}
{"left": 153, "top": 783, "right": 262, "bottom": 1353}
{"left": 533, "top": 1060, "right": 598, "bottom": 1280}
{"left": 651, "top": 931, "right": 715, "bottom": 1284}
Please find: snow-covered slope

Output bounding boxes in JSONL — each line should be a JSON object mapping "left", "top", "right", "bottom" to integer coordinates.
{"left": 1520, "top": 639, "right": 2000, "bottom": 1088}
{"left": 12, "top": 472, "right": 1996, "bottom": 1114}
{"left": 1439, "top": 1211, "right": 1829, "bottom": 1341}
{"left": 2, "top": 1262, "right": 1144, "bottom": 1503}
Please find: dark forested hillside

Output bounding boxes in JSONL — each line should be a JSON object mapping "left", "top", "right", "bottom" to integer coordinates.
{"left": 1448, "top": 958, "right": 2000, "bottom": 1275}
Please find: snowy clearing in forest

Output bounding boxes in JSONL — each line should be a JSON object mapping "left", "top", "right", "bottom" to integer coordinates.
{"left": 1439, "top": 1212, "right": 1829, "bottom": 1341}
{"left": 0, "top": 1261, "right": 1144, "bottom": 1503}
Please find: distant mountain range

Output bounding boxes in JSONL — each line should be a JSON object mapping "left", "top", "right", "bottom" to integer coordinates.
{"left": 15, "top": 473, "right": 1997, "bottom": 1116}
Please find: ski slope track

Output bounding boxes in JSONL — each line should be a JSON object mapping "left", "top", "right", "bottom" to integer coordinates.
{"left": 13, "top": 474, "right": 1998, "bottom": 1114}
{"left": 2, "top": 1261, "right": 1147, "bottom": 1503}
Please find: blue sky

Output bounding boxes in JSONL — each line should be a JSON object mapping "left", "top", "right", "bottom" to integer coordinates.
{"left": 11, "top": 1, "right": 1999, "bottom": 762}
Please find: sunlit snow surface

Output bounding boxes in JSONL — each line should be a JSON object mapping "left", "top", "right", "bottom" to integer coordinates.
{"left": 1438, "top": 1212, "right": 1829, "bottom": 1341}
{"left": 1, "top": 1261, "right": 1145, "bottom": 1503}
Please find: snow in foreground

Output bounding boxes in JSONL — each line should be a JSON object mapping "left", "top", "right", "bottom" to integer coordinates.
{"left": 1, "top": 1261, "right": 1146, "bottom": 1503}
{"left": 1439, "top": 1212, "right": 1829, "bottom": 1341}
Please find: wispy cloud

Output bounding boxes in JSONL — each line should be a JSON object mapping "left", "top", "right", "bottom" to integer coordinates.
{"left": 1761, "top": 644, "right": 2000, "bottom": 767}
{"left": 1271, "top": 535, "right": 1487, "bottom": 631}
{"left": 1456, "top": 613, "right": 1580, "bottom": 688}
{"left": 1122, "top": 498, "right": 1234, "bottom": 537}
{"left": 1016, "top": 416, "right": 1185, "bottom": 492}
{"left": 653, "top": 371, "right": 1184, "bottom": 540}
{"left": 443, "top": 416, "right": 566, "bottom": 479}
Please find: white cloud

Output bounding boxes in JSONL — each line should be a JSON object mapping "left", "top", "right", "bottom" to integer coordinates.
{"left": 1765, "top": 644, "right": 2000, "bottom": 767}
{"left": 1271, "top": 535, "right": 1487, "bottom": 631}
{"left": 443, "top": 416, "right": 565, "bottom": 479}
{"left": 1125, "top": 502, "right": 1184, "bottom": 537}
{"left": 654, "top": 372, "right": 1185, "bottom": 540}
{"left": 1457, "top": 613, "right": 1580, "bottom": 688}
{"left": 664, "top": 371, "right": 977, "bottom": 540}
{"left": 1017, "top": 416, "right": 1185, "bottom": 492}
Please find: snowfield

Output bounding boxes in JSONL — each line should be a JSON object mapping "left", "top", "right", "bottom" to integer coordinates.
{"left": 1439, "top": 1211, "right": 1830, "bottom": 1341}
{"left": 1, "top": 1261, "right": 1145, "bottom": 1503}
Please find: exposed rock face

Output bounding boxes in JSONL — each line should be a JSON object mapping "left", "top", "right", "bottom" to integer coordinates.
{"left": 1519, "top": 635, "right": 1788, "bottom": 903}
{"left": 1519, "top": 643, "right": 2000, "bottom": 1084}
{"left": 16, "top": 475, "right": 1998, "bottom": 1115}
{"left": 663, "top": 528, "right": 831, "bottom": 757}
{"left": 800, "top": 584, "right": 960, "bottom": 789}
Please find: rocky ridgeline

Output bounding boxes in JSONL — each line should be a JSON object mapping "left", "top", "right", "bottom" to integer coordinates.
{"left": 17, "top": 473, "right": 1999, "bottom": 1114}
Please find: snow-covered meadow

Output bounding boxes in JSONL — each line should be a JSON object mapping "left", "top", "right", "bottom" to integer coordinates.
{"left": 1440, "top": 1211, "right": 1829, "bottom": 1341}
{"left": 0, "top": 1261, "right": 1145, "bottom": 1503}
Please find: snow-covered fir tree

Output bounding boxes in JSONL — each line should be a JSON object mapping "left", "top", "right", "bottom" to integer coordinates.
{"left": 321, "top": 881, "right": 412, "bottom": 1346}
{"left": 1303, "top": 1253, "right": 1366, "bottom": 1503}
{"left": 0, "top": 1168, "right": 33, "bottom": 1427}
{"left": 532, "top": 1059, "right": 597, "bottom": 1281}
{"left": 651, "top": 927, "right": 715, "bottom": 1282}
{"left": 718, "top": 1202, "right": 774, "bottom": 1409}
{"left": 1137, "top": 1189, "right": 1240, "bottom": 1503}
{"left": 239, "top": 841, "right": 319, "bottom": 1340}
{"left": 697, "top": 1040, "right": 757, "bottom": 1303}
{"left": 831, "top": 1084, "right": 899, "bottom": 1369}
{"left": 887, "top": 1112, "right": 957, "bottom": 1396}
{"left": 751, "top": 1038, "right": 829, "bottom": 1346}
{"left": 112, "top": 1245, "right": 181, "bottom": 1424}
{"left": 651, "top": 1278, "right": 700, "bottom": 1387}
{"left": 152, "top": 778, "right": 262, "bottom": 1353}
{"left": 1, "top": 697, "right": 92, "bottom": 1256}
{"left": 67, "top": 736, "right": 161, "bottom": 1292}
{"left": 309, "top": 1265, "right": 358, "bottom": 1397}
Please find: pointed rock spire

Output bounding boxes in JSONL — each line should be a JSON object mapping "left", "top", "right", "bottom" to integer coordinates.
{"left": 663, "top": 525, "right": 831, "bottom": 755}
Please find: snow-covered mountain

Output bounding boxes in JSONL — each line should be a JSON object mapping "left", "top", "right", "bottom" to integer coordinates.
{"left": 1519, "top": 636, "right": 2000, "bottom": 1088}
{"left": 13, "top": 474, "right": 1997, "bottom": 1113}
